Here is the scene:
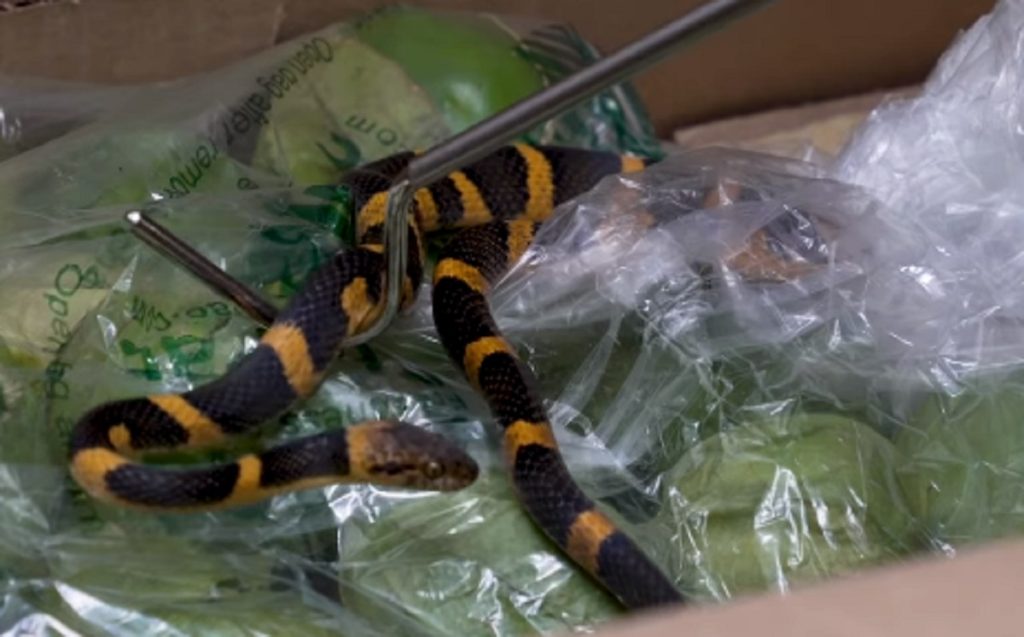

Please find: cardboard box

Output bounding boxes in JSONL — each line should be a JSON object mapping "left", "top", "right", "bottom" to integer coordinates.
{"left": 0, "top": 0, "right": 996, "bottom": 135}
{"left": 0, "top": 1, "right": 1007, "bottom": 635}
{"left": 672, "top": 85, "right": 921, "bottom": 158}
{"left": 594, "top": 539, "right": 1024, "bottom": 637}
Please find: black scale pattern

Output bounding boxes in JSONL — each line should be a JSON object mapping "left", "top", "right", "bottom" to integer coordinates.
{"left": 459, "top": 146, "right": 530, "bottom": 218}
{"left": 543, "top": 146, "right": 629, "bottom": 204}
{"left": 72, "top": 143, "right": 683, "bottom": 609}
{"left": 437, "top": 222, "right": 511, "bottom": 281}
{"left": 595, "top": 533, "right": 685, "bottom": 608}
{"left": 106, "top": 462, "right": 240, "bottom": 507}
{"left": 258, "top": 429, "right": 349, "bottom": 488}
{"left": 432, "top": 277, "right": 499, "bottom": 367}
{"left": 69, "top": 399, "right": 185, "bottom": 453}
{"left": 474, "top": 353, "right": 547, "bottom": 429}
{"left": 429, "top": 146, "right": 684, "bottom": 610}
{"left": 185, "top": 247, "right": 384, "bottom": 432}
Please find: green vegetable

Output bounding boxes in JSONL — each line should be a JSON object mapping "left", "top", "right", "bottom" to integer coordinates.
{"left": 3, "top": 579, "right": 347, "bottom": 637}
{"left": 249, "top": 34, "right": 446, "bottom": 187}
{"left": 5, "top": 126, "right": 253, "bottom": 223}
{"left": 337, "top": 471, "right": 622, "bottom": 636}
{"left": 897, "top": 378, "right": 1024, "bottom": 547}
{"left": 521, "top": 317, "right": 717, "bottom": 481}
{"left": 356, "top": 7, "right": 546, "bottom": 134}
{"left": 146, "top": 601, "right": 346, "bottom": 637}
{"left": 652, "top": 412, "right": 919, "bottom": 599}
{"left": 48, "top": 533, "right": 274, "bottom": 606}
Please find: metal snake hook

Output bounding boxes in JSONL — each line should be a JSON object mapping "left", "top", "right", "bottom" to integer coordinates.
{"left": 127, "top": 0, "right": 776, "bottom": 336}
{"left": 125, "top": 209, "right": 280, "bottom": 327}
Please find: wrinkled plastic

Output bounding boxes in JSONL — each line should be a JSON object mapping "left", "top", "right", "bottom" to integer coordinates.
{"left": 379, "top": 148, "right": 928, "bottom": 605}
{"left": 6, "top": 0, "right": 1024, "bottom": 635}
{"left": 0, "top": 5, "right": 659, "bottom": 237}
{"left": 0, "top": 77, "right": 157, "bottom": 162}
{"left": 0, "top": 6, "right": 664, "bottom": 636}
{"left": 832, "top": 0, "right": 1024, "bottom": 553}
{"left": 3, "top": 144, "right": 935, "bottom": 635}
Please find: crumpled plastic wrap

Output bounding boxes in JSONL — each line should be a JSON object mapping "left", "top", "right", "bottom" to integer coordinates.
{"left": 0, "top": 6, "right": 663, "bottom": 636}
{"left": 0, "top": 5, "right": 659, "bottom": 236}
{"left": 832, "top": 0, "right": 1024, "bottom": 552}
{"left": 4, "top": 144, "right": 933, "bottom": 636}
{"left": 6, "top": 0, "right": 1024, "bottom": 635}
{"left": 379, "top": 148, "right": 927, "bottom": 606}
{"left": 0, "top": 77, "right": 155, "bottom": 162}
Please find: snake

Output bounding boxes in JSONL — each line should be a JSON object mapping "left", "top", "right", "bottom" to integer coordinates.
{"left": 69, "top": 142, "right": 825, "bottom": 610}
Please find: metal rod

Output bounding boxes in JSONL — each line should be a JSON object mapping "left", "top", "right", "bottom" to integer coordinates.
{"left": 346, "top": 179, "right": 411, "bottom": 346}
{"left": 124, "top": 0, "right": 775, "bottom": 342}
{"left": 403, "top": 0, "right": 776, "bottom": 189}
{"left": 348, "top": 0, "right": 777, "bottom": 344}
{"left": 125, "top": 210, "right": 280, "bottom": 326}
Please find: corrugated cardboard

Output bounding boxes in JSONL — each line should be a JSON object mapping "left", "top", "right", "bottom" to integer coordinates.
{"left": 673, "top": 85, "right": 921, "bottom": 157}
{"left": 591, "top": 539, "right": 1024, "bottom": 637}
{"left": 0, "top": 0, "right": 284, "bottom": 83}
{"left": 0, "top": 0, "right": 996, "bottom": 135}
{"left": 274, "top": 0, "right": 995, "bottom": 135}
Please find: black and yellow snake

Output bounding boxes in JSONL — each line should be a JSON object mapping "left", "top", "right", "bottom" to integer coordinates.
{"left": 69, "top": 143, "right": 818, "bottom": 610}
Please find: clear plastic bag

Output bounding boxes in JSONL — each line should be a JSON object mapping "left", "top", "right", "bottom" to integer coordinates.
{"left": 7, "top": 0, "right": 1024, "bottom": 634}
{"left": 2, "top": 144, "right": 934, "bottom": 635}
{"left": 0, "top": 6, "right": 664, "bottom": 635}
{"left": 0, "top": 5, "right": 659, "bottom": 237}
{"left": 832, "top": 0, "right": 1024, "bottom": 553}
{"left": 376, "top": 147, "right": 927, "bottom": 604}
{"left": 0, "top": 76, "right": 158, "bottom": 162}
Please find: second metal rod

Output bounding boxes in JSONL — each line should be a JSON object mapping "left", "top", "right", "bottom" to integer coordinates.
{"left": 403, "top": 0, "right": 775, "bottom": 189}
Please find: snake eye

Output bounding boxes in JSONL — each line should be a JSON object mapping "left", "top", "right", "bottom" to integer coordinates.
{"left": 424, "top": 461, "right": 444, "bottom": 480}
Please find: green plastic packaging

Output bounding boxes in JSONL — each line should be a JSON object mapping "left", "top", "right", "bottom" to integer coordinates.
{"left": 897, "top": 375, "right": 1024, "bottom": 550}
{"left": 0, "top": 6, "right": 666, "bottom": 635}
{"left": 9, "top": 0, "right": 1024, "bottom": 634}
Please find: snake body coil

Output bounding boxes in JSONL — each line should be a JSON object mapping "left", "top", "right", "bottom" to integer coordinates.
{"left": 69, "top": 144, "right": 685, "bottom": 609}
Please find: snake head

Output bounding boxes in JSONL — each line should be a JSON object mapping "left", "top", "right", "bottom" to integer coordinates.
{"left": 349, "top": 421, "right": 479, "bottom": 492}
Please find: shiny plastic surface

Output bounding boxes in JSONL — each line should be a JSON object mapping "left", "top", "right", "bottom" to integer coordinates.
{"left": 834, "top": 0, "right": 1024, "bottom": 553}
{"left": 0, "top": 6, "right": 664, "bottom": 635}
{"left": 5, "top": 0, "right": 1024, "bottom": 635}
{"left": 2, "top": 146, "right": 931, "bottom": 635}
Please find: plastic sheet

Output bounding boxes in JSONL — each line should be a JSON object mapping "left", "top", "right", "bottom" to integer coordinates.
{"left": 380, "top": 147, "right": 927, "bottom": 604}
{"left": 6, "top": 0, "right": 1024, "bottom": 634}
{"left": 0, "top": 6, "right": 664, "bottom": 635}
{"left": 0, "top": 77, "right": 146, "bottom": 162}
{"left": 0, "top": 5, "right": 659, "bottom": 236}
{"left": 4, "top": 144, "right": 934, "bottom": 635}
{"left": 832, "top": 0, "right": 1024, "bottom": 553}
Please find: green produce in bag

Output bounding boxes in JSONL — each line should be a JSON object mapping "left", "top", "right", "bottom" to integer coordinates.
{"left": 2, "top": 582, "right": 356, "bottom": 637}
{"left": 337, "top": 471, "right": 622, "bottom": 637}
{"left": 0, "top": 9, "right": 661, "bottom": 631}
{"left": 354, "top": 7, "right": 547, "bottom": 134}
{"left": 897, "top": 376, "right": 1024, "bottom": 548}
{"left": 0, "top": 5, "right": 658, "bottom": 235}
{"left": 652, "top": 412, "right": 919, "bottom": 600}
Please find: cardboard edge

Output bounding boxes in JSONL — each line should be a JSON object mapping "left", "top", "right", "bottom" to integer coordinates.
{"left": 589, "top": 539, "right": 1024, "bottom": 636}
{"left": 672, "top": 85, "right": 922, "bottom": 156}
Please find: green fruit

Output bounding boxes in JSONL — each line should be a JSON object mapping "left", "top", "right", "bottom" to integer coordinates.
{"left": 653, "top": 412, "right": 918, "bottom": 599}
{"left": 897, "top": 379, "right": 1024, "bottom": 547}
{"left": 356, "top": 7, "right": 547, "bottom": 134}
{"left": 21, "top": 531, "right": 341, "bottom": 636}
{"left": 249, "top": 35, "right": 446, "bottom": 187}
{"left": 146, "top": 603, "right": 344, "bottom": 637}
{"left": 337, "top": 471, "right": 621, "bottom": 636}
